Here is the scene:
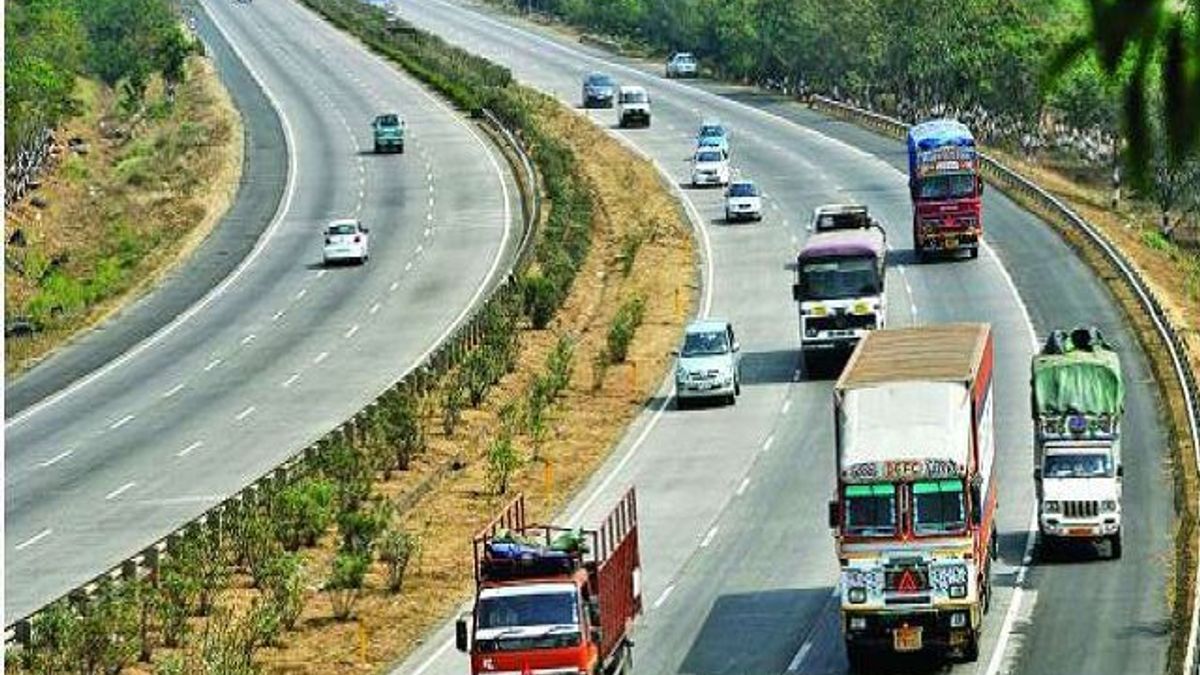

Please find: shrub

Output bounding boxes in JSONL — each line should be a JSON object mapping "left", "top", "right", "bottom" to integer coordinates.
{"left": 260, "top": 552, "right": 306, "bottom": 631}
{"left": 318, "top": 437, "right": 373, "bottom": 512}
{"left": 521, "top": 270, "right": 559, "bottom": 328}
{"left": 325, "top": 552, "right": 370, "bottom": 620}
{"left": 245, "top": 598, "right": 282, "bottom": 650}
{"left": 486, "top": 432, "right": 521, "bottom": 495}
{"left": 442, "top": 379, "right": 465, "bottom": 437}
{"left": 272, "top": 478, "right": 335, "bottom": 550}
{"left": 19, "top": 599, "right": 81, "bottom": 672}
{"left": 606, "top": 295, "right": 646, "bottom": 363}
{"left": 158, "top": 557, "right": 200, "bottom": 647}
{"left": 77, "top": 580, "right": 139, "bottom": 675}
{"left": 525, "top": 376, "right": 552, "bottom": 458}
{"left": 545, "top": 335, "right": 575, "bottom": 397}
{"left": 619, "top": 230, "right": 645, "bottom": 277}
{"left": 337, "top": 497, "right": 393, "bottom": 557}
{"left": 378, "top": 529, "right": 420, "bottom": 593}
{"left": 461, "top": 349, "right": 493, "bottom": 407}
{"left": 379, "top": 390, "right": 424, "bottom": 472}
{"left": 235, "top": 509, "right": 283, "bottom": 589}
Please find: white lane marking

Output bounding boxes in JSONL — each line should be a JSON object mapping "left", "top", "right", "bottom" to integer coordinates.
{"left": 295, "top": 288, "right": 308, "bottom": 300}
{"left": 14, "top": 529, "right": 52, "bottom": 551}
{"left": 240, "top": 334, "right": 256, "bottom": 346}
{"left": 282, "top": 373, "right": 301, "bottom": 388}
{"left": 652, "top": 583, "right": 675, "bottom": 610}
{"left": 345, "top": 324, "right": 360, "bottom": 339}
{"left": 781, "top": 399, "right": 792, "bottom": 414}
{"left": 204, "top": 358, "right": 222, "bottom": 371}
{"left": 735, "top": 476, "right": 750, "bottom": 496}
{"left": 162, "top": 383, "right": 185, "bottom": 399}
{"left": 786, "top": 641, "right": 813, "bottom": 672}
{"left": 313, "top": 351, "right": 329, "bottom": 364}
{"left": 235, "top": 406, "right": 256, "bottom": 421}
{"left": 390, "top": 280, "right": 400, "bottom": 291}
{"left": 272, "top": 310, "right": 285, "bottom": 322}
{"left": 369, "top": 302, "right": 381, "bottom": 315}
{"left": 426, "top": 212, "right": 434, "bottom": 221}
{"left": 415, "top": 244, "right": 424, "bottom": 254}
{"left": 177, "top": 441, "right": 204, "bottom": 457}
{"left": 110, "top": 414, "right": 134, "bottom": 430}
{"left": 424, "top": 227, "right": 432, "bottom": 237}
{"left": 38, "top": 449, "right": 74, "bottom": 468}
{"left": 762, "top": 434, "right": 775, "bottom": 452}
{"left": 105, "top": 482, "right": 136, "bottom": 500}
{"left": 7, "top": 3, "right": 301, "bottom": 430}
{"left": 700, "top": 525, "right": 719, "bottom": 548}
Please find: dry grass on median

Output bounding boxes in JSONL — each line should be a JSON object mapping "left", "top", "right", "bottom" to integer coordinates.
{"left": 4, "top": 55, "right": 243, "bottom": 375}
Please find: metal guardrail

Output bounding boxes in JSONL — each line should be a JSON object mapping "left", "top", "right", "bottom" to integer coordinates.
{"left": 810, "top": 93, "right": 1200, "bottom": 675}
{"left": 2, "top": 108, "right": 541, "bottom": 647}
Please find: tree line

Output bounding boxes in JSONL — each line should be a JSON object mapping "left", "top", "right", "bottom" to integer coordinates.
{"left": 5, "top": 0, "right": 194, "bottom": 163}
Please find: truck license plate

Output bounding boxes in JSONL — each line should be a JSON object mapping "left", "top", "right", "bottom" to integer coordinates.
{"left": 893, "top": 626, "right": 922, "bottom": 652}
{"left": 945, "top": 237, "right": 958, "bottom": 249}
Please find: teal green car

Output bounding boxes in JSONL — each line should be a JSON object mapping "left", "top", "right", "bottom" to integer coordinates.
{"left": 372, "top": 113, "right": 405, "bottom": 153}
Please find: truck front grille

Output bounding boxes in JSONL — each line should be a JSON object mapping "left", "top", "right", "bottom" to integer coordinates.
{"left": 1064, "top": 500, "right": 1100, "bottom": 518}
{"left": 807, "top": 313, "right": 877, "bottom": 332}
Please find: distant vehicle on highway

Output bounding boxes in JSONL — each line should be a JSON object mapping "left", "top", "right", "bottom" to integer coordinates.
{"left": 666, "top": 51, "right": 698, "bottom": 78}
{"left": 617, "top": 85, "right": 651, "bottom": 127}
{"left": 581, "top": 72, "right": 616, "bottom": 108}
{"left": 907, "top": 119, "right": 982, "bottom": 259}
{"left": 690, "top": 147, "right": 730, "bottom": 187}
{"left": 675, "top": 318, "right": 742, "bottom": 407}
{"left": 697, "top": 119, "right": 728, "bottom": 153}
{"left": 372, "top": 113, "right": 405, "bottom": 153}
{"left": 724, "top": 180, "right": 762, "bottom": 222}
{"left": 323, "top": 219, "right": 370, "bottom": 265}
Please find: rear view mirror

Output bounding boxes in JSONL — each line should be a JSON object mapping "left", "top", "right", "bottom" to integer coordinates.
{"left": 455, "top": 615, "right": 469, "bottom": 653}
{"left": 1117, "top": 465, "right": 1124, "bottom": 478}
{"left": 827, "top": 500, "right": 839, "bottom": 529}
{"left": 1033, "top": 467, "right": 1041, "bottom": 481}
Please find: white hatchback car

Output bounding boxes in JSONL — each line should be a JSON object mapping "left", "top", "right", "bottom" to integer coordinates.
{"left": 691, "top": 147, "right": 730, "bottom": 187}
{"left": 725, "top": 180, "right": 763, "bottom": 222}
{"left": 323, "top": 219, "right": 369, "bottom": 265}
{"left": 675, "top": 318, "right": 742, "bottom": 407}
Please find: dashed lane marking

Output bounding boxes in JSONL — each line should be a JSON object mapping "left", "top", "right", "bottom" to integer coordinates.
{"left": 105, "top": 482, "right": 136, "bottom": 500}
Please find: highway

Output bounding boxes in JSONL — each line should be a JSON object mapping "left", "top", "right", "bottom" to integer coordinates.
{"left": 3, "top": 0, "right": 516, "bottom": 622}
{"left": 389, "top": 1, "right": 1172, "bottom": 674}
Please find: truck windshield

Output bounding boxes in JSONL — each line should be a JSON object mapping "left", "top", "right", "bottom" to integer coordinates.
{"left": 800, "top": 256, "right": 880, "bottom": 300}
{"left": 1044, "top": 453, "right": 1113, "bottom": 478}
{"left": 376, "top": 114, "right": 400, "bottom": 127}
{"left": 918, "top": 173, "right": 976, "bottom": 200}
{"left": 843, "top": 484, "right": 897, "bottom": 536}
{"left": 911, "top": 480, "right": 967, "bottom": 535}
{"left": 681, "top": 330, "right": 729, "bottom": 357}
{"left": 478, "top": 591, "right": 578, "bottom": 630}
{"left": 621, "top": 91, "right": 647, "bottom": 103}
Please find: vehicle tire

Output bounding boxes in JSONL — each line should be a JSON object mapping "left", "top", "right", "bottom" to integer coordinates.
{"left": 618, "top": 118, "right": 627, "bottom": 129}
{"left": 1110, "top": 532, "right": 1122, "bottom": 559}
{"left": 981, "top": 565, "right": 992, "bottom": 614}
{"left": 734, "top": 377, "right": 741, "bottom": 396}
{"left": 725, "top": 210, "right": 732, "bottom": 223}
{"left": 374, "top": 142, "right": 381, "bottom": 153}
{"left": 962, "top": 631, "right": 980, "bottom": 662}
{"left": 726, "top": 393, "right": 736, "bottom": 406}
{"left": 969, "top": 246, "right": 979, "bottom": 259}
{"left": 845, "top": 644, "right": 871, "bottom": 673}
{"left": 676, "top": 396, "right": 690, "bottom": 410}
{"left": 645, "top": 116, "right": 651, "bottom": 127}
{"left": 398, "top": 144, "right": 405, "bottom": 154}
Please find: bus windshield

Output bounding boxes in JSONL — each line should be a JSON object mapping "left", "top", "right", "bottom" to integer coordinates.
{"left": 800, "top": 256, "right": 880, "bottom": 300}
{"left": 843, "top": 484, "right": 897, "bottom": 536}
{"left": 911, "top": 480, "right": 967, "bottom": 535}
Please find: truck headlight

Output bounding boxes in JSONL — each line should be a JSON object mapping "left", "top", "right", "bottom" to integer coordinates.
{"left": 849, "top": 616, "right": 867, "bottom": 631}
{"left": 847, "top": 587, "right": 867, "bottom": 604}
{"left": 1042, "top": 501, "right": 1061, "bottom": 514}
{"left": 1101, "top": 500, "right": 1119, "bottom": 512}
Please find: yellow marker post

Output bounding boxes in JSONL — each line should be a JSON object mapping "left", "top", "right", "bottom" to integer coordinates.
{"left": 359, "top": 623, "right": 368, "bottom": 663}
{"left": 543, "top": 461, "right": 554, "bottom": 498}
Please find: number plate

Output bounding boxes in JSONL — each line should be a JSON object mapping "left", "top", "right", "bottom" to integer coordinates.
{"left": 893, "top": 626, "right": 923, "bottom": 652}
{"left": 1068, "top": 527, "right": 1094, "bottom": 536}
{"left": 945, "top": 237, "right": 959, "bottom": 249}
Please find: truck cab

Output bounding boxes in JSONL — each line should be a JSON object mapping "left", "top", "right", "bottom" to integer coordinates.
{"left": 793, "top": 204, "right": 886, "bottom": 371}
{"left": 456, "top": 490, "right": 641, "bottom": 675}
{"left": 617, "top": 86, "right": 651, "bottom": 128}
{"left": 906, "top": 120, "right": 982, "bottom": 259}
{"left": 1032, "top": 327, "right": 1124, "bottom": 558}
{"left": 372, "top": 113, "right": 405, "bottom": 153}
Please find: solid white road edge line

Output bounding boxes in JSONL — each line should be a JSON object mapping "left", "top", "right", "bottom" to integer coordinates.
{"left": 6, "top": 0, "right": 301, "bottom": 430}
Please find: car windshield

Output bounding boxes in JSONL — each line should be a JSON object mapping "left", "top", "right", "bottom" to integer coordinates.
{"left": 728, "top": 183, "right": 758, "bottom": 197}
{"left": 587, "top": 75, "right": 613, "bottom": 87}
{"left": 376, "top": 114, "right": 399, "bottom": 126}
{"left": 918, "top": 173, "right": 976, "bottom": 200}
{"left": 699, "top": 125, "right": 724, "bottom": 138}
{"left": 1044, "top": 452, "right": 1113, "bottom": 478}
{"left": 681, "top": 330, "right": 729, "bottom": 357}
{"left": 327, "top": 223, "right": 357, "bottom": 235}
{"left": 478, "top": 591, "right": 578, "bottom": 630}
{"left": 621, "top": 91, "right": 647, "bottom": 103}
{"left": 696, "top": 151, "right": 723, "bottom": 163}
{"left": 815, "top": 211, "right": 869, "bottom": 231}
{"left": 799, "top": 256, "right": 880, "bottom": 300}
{"left": 911, "top": 480, "right": 967, "bottom": 535}
{"left": 843, "top": 484, "right": 897, "bottom": 536}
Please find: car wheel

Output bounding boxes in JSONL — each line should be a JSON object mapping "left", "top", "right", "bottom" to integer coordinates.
{"left": 676, "top": 396, "right": 689, "bottom": 410}
{"left": 374, "top": 142, "right": 381, "bottom": 153}
{"left": 734, "top": 378, "right": 741, "bottom": 396}
{"left": 726, "top": 393, "right": 736, "bottom": 406}
{"left": 1110, "top": 532, "right": 1122, "bottom": 559}
{"left": 725, "top": 210, "right": 732, "bottom": 222}
{"left": 969, "top": 246, "right": 979, "bottom": 259}
{"left": 398, "top": 144, "right": 405, "bottom": 154}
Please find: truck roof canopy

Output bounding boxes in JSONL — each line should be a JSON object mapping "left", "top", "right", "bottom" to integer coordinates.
{"left": 837, "top": 323, "right": 991, "bottom": 391}
{"left": 907, "top": 119, "right": 975, "bottom": 152}
{"left": 1032, "top": 328, "right": 1123, "bottom": 416}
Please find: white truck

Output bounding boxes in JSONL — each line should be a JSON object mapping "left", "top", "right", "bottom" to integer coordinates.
{"left": 617, "top": 85, "right": 651, "bottom": 128}
{"left": 792, "top": 204, "right": 887, "bottom": 372}
{"left": 1032, "top": 327, "right": 1124, "bottom": 559}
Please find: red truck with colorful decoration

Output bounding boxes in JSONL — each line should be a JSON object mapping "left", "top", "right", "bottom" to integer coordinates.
{"left": 456, "top": 489, "right": 642, "bottom": 674}
{"left": 828, "top": 324, "right": 997, "bottom": 670}
{"left": 907, "top": 119, "right": 984, "bottom": 260}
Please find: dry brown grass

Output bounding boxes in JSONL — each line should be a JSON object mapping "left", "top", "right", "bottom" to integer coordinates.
{"left": 126, "top": 97, "right": 694, "bottom": 674}
{"left": 4, "top": 55, "right": 243, "bottom": 375}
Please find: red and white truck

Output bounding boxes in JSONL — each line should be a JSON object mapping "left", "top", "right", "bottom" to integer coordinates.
{"left": 828, "top": 324, "right": 997, "bottom": 669}
{"left": 456, "top": 489, "right": 642, "bottom": 674}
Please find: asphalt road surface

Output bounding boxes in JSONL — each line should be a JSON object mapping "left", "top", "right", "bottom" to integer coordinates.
{"left": 387, "top": 2, "right": 1172, "bottom": 674}
{"left": 4, "top": 0, "right": 517, "bottom": 622}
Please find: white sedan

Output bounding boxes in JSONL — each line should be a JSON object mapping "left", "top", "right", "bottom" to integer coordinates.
{"left": 323, "top": 219, "right": 370, "bottom": 265}
{"left": 690, "top": 147, "right": 730, "bottom": 187}
{"left": 725, "top": 180, "right": 763, "bottom": 222}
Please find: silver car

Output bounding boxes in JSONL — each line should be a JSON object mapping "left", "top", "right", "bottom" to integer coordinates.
{"left": 675, "top": 319, "right": 742, "bottom": 407}
{"left": 666, "top": 52, "right": 698, "bottom": 78}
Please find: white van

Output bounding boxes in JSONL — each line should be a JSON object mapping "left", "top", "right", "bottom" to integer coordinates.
{"left": 617, "top": 85, "right": 651, "bottom": 128}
